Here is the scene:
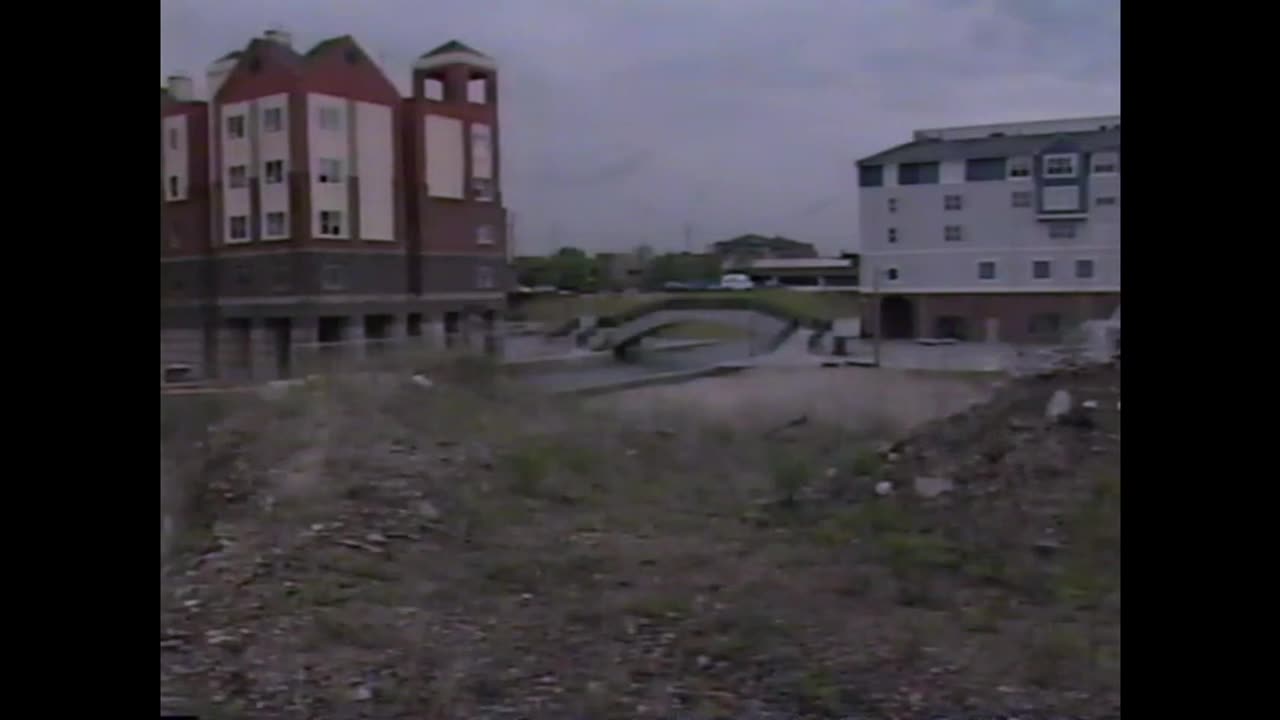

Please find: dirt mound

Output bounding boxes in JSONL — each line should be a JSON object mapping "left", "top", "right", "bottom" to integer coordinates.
{"left": 161, "top": 370, "right": 1120, "bottom": 720}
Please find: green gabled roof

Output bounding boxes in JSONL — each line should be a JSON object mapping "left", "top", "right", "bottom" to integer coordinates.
{"left": 420, "top": 39, "right": 488, "bottom": 59}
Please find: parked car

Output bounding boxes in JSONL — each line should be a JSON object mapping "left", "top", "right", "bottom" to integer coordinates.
{"left": 719, "top": 273, "right": 755, "bottom": 291}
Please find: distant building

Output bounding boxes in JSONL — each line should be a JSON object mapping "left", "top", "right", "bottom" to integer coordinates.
{"left": 722, "top": 256, "right": 859, "bottom": 291}
{"left": 856, "top": 115, "right": 1120, "bottom": 343}
{"left": 160, "top": 31, "right": 511, "bottom": 383}
{"left": 709, "top": 234, "right": 818, "bottom": 269}
{"left": 595, "top": 252, "right": 645, "bottom": 291}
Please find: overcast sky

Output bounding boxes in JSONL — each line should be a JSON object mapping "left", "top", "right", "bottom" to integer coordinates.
{"left": 160, "top": 0, "right": 1120, "bottom": 256}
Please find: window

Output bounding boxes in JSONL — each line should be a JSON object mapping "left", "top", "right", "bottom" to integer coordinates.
{"left": 1041, "top": 185, "right": 1081, "bottom": 212}
{"left": 1091, "top": 152, "right": 1118, "bottom": 174}
{"left": 964, "top": 157, "right": 1007, "bottom": 182}
{"left": 467, "top": 77, "right": 488, "bottom": 104}
{"left": 944, "top": 225, "right": 964, "bottom": 242}
{"left": 318, "top": 106, "right": 343, "bottom": 131}
{"left": 887, "top": 227, "right": 898, "bottom": 244}
{"left": 228, "top": 215, "right": 248, "bottom": 241}
{"left": 1008, "top": 157, "right": 1031, "bottom": 179}
{"left": 228, "top": 165, "right": 247, "bottom": 188}
{"left": 168, "top": 128, "right": 179, "bottom": 150}
{"left": 264, "top": 160, "right": 285, "bottom": 184}
{"left": 885, "top": 267, "right": 900, "bottom": 282}
{"left": 1042, "top": 153, "right": 1078, "bottom": 178}
{"left": 226, "top": 114, "right": 245, "bottom": 139}
{"left": 858, "top": 164, "right": 883, "bottom": 188}
{"left": 318, "top": 158, "right": 343, "bottom": 183}
{"left": 1011, "top": 190, "right": 1032, "bottom": 208}
{"left": 476, "top": 265, "right": 496, "bottom": 289}
{"left": 265, "top": 211, "right": 287, "bottom": 237}
{"left": 944, "top": 194, "right": 963, "bottom": 211}
{"left": 1028, "top": 313, "right": 1062, "bottom": 337}
{"left": 168, "top": 176, "right": 180, "bottom": 199}
{"left": 471, "top": 178, "right": 495, "bottom": 202}
{"left": 887, "top": 197, "right": 897, "bottom": 213}
{"left": 1032, "top": 260, "right": 1052, "bottom": 280}
{"left": 1075, "top": 259, "right": 1095, "bottom": 279}
{"left": 318, "top": 210, "right": 344, "bottom": 237}
{"left": 978, "top": 261, "right": 997, "bottom": 280}
{"left": 898, "top": 162, "right": 939, "bottom": 185}
{"left": 1096, "top": 196, "right": 1118, "bottom": 207}
{"left": 321, "top": 264, "right": 345, "bottom": 290}
{"left": 1048, "top": 221, "right": 1078, "bottom": 239}
{"left": 476, "top": 225, "right": 496, "bottom": 245}
{"left": 262, "top": 107, "right": 283, "bottom": 133}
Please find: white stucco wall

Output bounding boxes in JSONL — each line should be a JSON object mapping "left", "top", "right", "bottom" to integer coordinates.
{"left": 307, "top": 93, "right": 350, "bottom": 238}
{"left": 162, "top": 114, "right": 189, "bottom": 202}
{"left": 356, "top": 101, "right": 395, "bottom": 241}
{"left": 257, "top": 93, "right": 290, "bottom": 240}
{"left": 425, "top": 114, "right": 464, "bottom": 199}
{"left": 219, "top": 100, "right": 251, "bottom": 244}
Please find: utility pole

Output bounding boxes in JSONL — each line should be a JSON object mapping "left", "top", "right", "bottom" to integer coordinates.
{"left": 683, "top": 222, "right": 693, "bottom": 254}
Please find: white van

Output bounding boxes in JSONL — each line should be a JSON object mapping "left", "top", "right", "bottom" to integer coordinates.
{"left": 719, "top": 273, "right": 755, "bottom": 291}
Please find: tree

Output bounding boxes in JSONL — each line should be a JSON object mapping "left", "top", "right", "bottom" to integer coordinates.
{"left": 549, "top": 247, "right": 597, "bottom": 292}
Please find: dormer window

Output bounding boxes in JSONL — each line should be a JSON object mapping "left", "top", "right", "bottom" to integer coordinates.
{"left": 1042, "top": 153, "right": 1079, "bottom": 179}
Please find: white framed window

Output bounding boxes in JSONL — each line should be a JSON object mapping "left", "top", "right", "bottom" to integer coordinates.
{"left": 226, "top": 115, "right": 246, "bottom": 139}
{"left": 1008, "top": 157, "right": 1031, "bottom": 179}
{"left": 1032, "top": 259, "right": 1052, "bottom": 280}
{"left": 977, "top": 260, "right": 997, "bottom": 281}
{"left": 262, "top": 107, "right": 284, "bottom": 133}
{"left": 265, "top": 211, "right": 287, "bottom": 238}
{"left": 317, "top": 158, "right": 344, "bottom": 184}
{"left": 1095, "top": 195, "right": 1118, "bottom": 207}
{"left": 318, "top": 210, "right": 344, "bottom": 237}
{"left": 888, "top": 197, "right": 898, "bottom": 213}
{"left": 1048, "top": 221, "right": 1078, "bottom": 239}
{"left": 944, "top": 194, "right": 963, "bottom": 211}
{"left": 944, "top": 225, "right": 964, "bottom": 242}
{"left": 318, "top": 106, "right": 343, "bottom": 131}
{"left": 476, "top": 225, "right": 496, "bottom": 245}
{"left": 321, "top": 264, "right": 345, "bottom": 290}
{"left": 1041, "top": 185, "right": 1081, "bottom": 212}
{"left": 167, "top": 176, "right": 181, "bottom": 200}
{"left": 476, "top": 265, "right": 496, "bottom": 289}
{"left": 228, "top": 165, "right": 247, "bottom": 189}
{"left": 887, "top": 227, "right": 898, "bottom": 244}
{"left": 264, "top": 160, "right": 285, "bottom": 184}
{"left": 1091, "top": 152, "right": 1118, "bottom": 175}
{"left": 228, "top": 215, "right": 249, "bottom": 241}
{"left": 1011, "top": 190, "right": 1032, "bottom": 208}
{"left": 885, "top": 267, "right": 900, "bottom": 282}
{"left": 1075, "top": 259, "right": 1096, "bottom": 279}
{"left": 1042, "top": 153, "right": 1079, "bottom": 178}
{"left": 168, "top": 128, "right": 179, "bottom": 150}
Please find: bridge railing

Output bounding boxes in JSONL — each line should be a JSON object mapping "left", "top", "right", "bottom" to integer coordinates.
{"left": 594, "top": 293, "right": 834, "bottom": 332}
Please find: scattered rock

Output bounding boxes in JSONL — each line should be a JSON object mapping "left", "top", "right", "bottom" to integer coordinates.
{"left": 1044, "top": 389, "right": 1073, "bottom": 421}
{"left": 874, "top": 481, "right": 893, "bottom": 497}
{"left": 1008, "top": 418, "right": 1036, "bottom": 432}
{"left": 351, "top": 684, "right": 374, "bottom": 702}
{"left": 416, "top": 500, "right": 442, "bottom": 521}
{"left": 1082, "top": 399, "right": 1100, "bottom": 410}
{"left": 410, "top": 374, "right": 434, "bottom": 389}
{"left": 913, "top": 476, "right": 955, "bottom": 499}
{"left": 365, "top": 532, "right": 387, "bottom": 544}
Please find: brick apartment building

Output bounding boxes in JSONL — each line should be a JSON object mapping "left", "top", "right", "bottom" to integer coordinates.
{"left": 160, "top": 31, "right": 511, "bottom": 382}
{"left": 856, "top": 115, "right": 1120, "bottom": 343}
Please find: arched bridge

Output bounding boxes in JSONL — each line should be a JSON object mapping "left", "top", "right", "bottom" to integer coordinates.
{"left": 590, "top": 296, "right": 834, "bottom": 357}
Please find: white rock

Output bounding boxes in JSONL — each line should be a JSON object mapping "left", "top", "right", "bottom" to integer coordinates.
{"left": 1045, "top": 389, "right": 1073, "bottom": 420}
{"left": 352, "top": 684, "right": 373, "bottom": 701}
{"left": 1082, "top": 399, "right": 1099, "bottom": 410}
{"left": 913, "top": 476, "right": 955, "bottom": 498}
{"left": 411, "top": 374, "right": 434, "bottom": 389}
{"left": 824, "top": 467, "right": 838, "bottom": 480}
{"left": 874, "top": 480, "right": 893, "bottom": 496}
{"left": 1116, "top": 401, "right": 1121, "bottom": 412}
{"left": 417, "top": 500, "right": 442, "bottom": 521}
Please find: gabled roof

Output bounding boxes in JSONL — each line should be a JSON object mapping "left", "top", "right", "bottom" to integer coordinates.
{"left": 420, "top": 39, "right": 489, "bottom": 59}
{"left": 307, "top": 34, "right": 355, "bottom": 58}
{"left": 857, "top": 128, "right": 1121, "bottom": 166}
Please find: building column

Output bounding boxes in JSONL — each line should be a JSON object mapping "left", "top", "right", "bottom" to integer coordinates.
{"left": 348, "top": 315, "right": 367, "bottom": 362}
{"left": 426, "top": 317, "right": 446, "bottom": 349}
{"left": 252, "top": 321, "right": 276, "bottom": 381}
{"left": 915, "top": 295, "right": 930, "bottom": 339}
{"left": 292, "top": 316, "right": 319, "bottom": 375}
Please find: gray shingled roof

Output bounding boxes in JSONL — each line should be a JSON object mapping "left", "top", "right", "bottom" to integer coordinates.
{"left": 857, "top": 128, "right": 1121, "bottom": 166}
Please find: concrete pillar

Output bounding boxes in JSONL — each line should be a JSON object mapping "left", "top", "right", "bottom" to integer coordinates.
{"left": 252, "top": 321, "right": 276, "bottom": 381}
{"left": 426, "top": 319, "right": 446, "bottom": 349}
{"left": 348, "top": 315, "right": 366, "bottom": 361}
{"left": 292, "top": 316, "right": 319, "bottom": 375}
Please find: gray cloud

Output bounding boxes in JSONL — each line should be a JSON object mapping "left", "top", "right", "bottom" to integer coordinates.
{"left": 161, "top": 0, "right": 1120, "bottom": 254}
